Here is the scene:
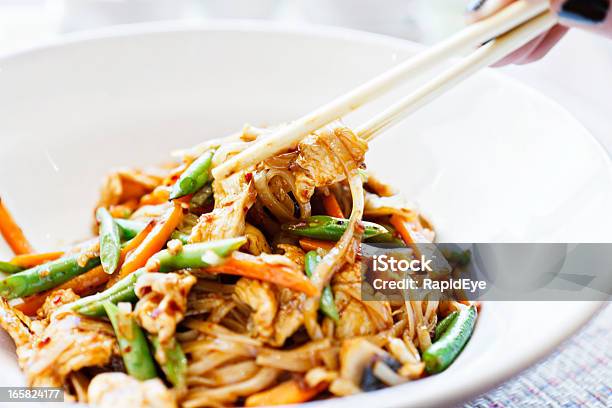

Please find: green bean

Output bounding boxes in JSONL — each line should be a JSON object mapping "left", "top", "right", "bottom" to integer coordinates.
{"left": 0, "top": 254, "right": 100, "bottom": 299}
{"left": 69, "top": 269, "right": 144, "bottom": 317}
{"left": 282, "top": 215, "right": 389, "bottom": 241}
{"left": 305, "top": 251, "right": 339, "bottom": 322}
{"left": 445, "top": 249, "right": 471, "bottom": 267}
{"left": 169, "top": 150, "right": 215, "bottom": 200}
{"left": 97, "top": 208, "right": 121, "bottom": 274}
{"left": 170, "top": 231, "right": 190, "bottom": 245}
{"left": 115, "top": 218, "right": 146, "bottom": 240}
{"left": 155, "top": 237, "right": 247, "bottom": 272}
{"left": 102, "top": 301, "right": 157, "bottom": 381}
{"left": 424, "top": 305, "right": 477, "bottom": 374}
{"left": 150, "top": 335, "right": 187, "bottom": 389}
{"left": 71, "top": 237, "right": 246, "bottom": 316}
{"left": 190, "top": 183, "right": 213, "bottom": 211}
{"left": 0, "top": 261, "right": 23, "bottom": 275}
{"left": 434, "top": 311, "right": 459, "bottom": 341}
{"left": 115, "top": 218, "right": 190, "bottom": 244}
{"left": 364, "top": 223, "right": 405, "bottom": 246}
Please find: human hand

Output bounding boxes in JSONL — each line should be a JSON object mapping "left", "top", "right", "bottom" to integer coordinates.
{"left": 467, "top": 0, "right": 611, "bottom": 65}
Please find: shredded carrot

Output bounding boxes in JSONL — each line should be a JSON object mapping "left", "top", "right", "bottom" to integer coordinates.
{"left": 0, "top": 198, "right": 33, "bottom": 255}
{"left": 121, "top": 221, "right": 155, "bottom": 260}
{"left": 140, "top": 186, "right": 170, "bottom": 206}
{"left": 207, "top": 253, "right": 317, "bottom": 296}
{"left": 245, "top": 379, "right": 327, "bottom": 407}
{"left": 113, "top": 201, "right": 183, "bottom": 282}
{"left": 15, "top": 227, "right": 154, "bottom": 315}
{"left": 299, "top": 238, "right": 335, "bottom": 252}
{"left": 10, "top": 251, "right": 64, "bottom": 268}
{"left": 390, "top": 214, "right": 416, "bottom": 246}
{"left": 323, "top": 193, "right": 344, "bottom": 218}
{"left": 109, "top": 200, "right": 139, "bottom": 219}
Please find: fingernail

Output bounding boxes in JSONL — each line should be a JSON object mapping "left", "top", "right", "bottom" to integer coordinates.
{"left": 466, "top": 0, "right": 487, "bottom": 13}
{"left": 559, "top": 0, "right": 610, "bottom": 24}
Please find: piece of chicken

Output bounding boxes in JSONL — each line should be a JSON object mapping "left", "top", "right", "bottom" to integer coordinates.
{"left": 1, "top": 297, "right": 116, "bottom": 387}
{"left": 233, "top": 278, "right": 278, "bottom": 340}
{"left": 134, "top": 272, "right": 196, "bottom": 345}
{"left": 88, "top": 372, "right": 177, "bottom": 408}
{"left": 292, "top": 125, "right": 368, "bottom": 204}
{"left": 37, "top": 288, "right": 80, "bottom": 319}
{"left": 189, "top": 170, "right": 256, "bottom": 242}
{"left": 271, "top": 287, "right": 306, "bottom": 347}
{"left": 332, "top": 263, "right": 393, "bottom": 339}
{"left": 26, "top": 311, "right": 115, "bottom": 387}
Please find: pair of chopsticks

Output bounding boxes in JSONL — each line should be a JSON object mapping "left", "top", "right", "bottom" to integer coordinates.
{"left": 212, "top": 0, "right": 557, "bottom": 180}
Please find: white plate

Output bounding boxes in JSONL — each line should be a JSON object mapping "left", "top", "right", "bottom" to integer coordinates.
{"left": 0, "top": 22, "right": 610, "bottom": 407}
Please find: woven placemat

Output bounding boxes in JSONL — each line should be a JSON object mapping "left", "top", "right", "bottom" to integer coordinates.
{"left": 465, "top": 303, "right": 611, "bottom": 408}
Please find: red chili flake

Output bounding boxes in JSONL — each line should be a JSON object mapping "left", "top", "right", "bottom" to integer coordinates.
{"left": 38, "top": 337, "right": 51, "bottom": 348}
{"left": 245, "top": 172, "right": 253, "bottom": 182}
{"left": 123, "top": 346, "right": 132, "bottom": 353}
{"left": 167, "top": 300, "right": 180, "bottom": 313}
{"left": 53, "top": 295, "right": 62, "bottom": 304}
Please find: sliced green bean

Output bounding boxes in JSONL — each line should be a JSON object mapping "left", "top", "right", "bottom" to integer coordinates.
{"left": 69, "top": 269, "right": 144, "bottom": 317}
{"left": 445, "top": 249, "right": 471, "bottom": 267}
{"left": 364, "top": 223, "right": 405, "bottom": 246}
{"left": 115, "top": 218, "right": 189, "bottom": 244}
{"left": 97, "top": 207, "right": 121, "bottom": 274}
{"left": 71, "top": 237, "right": 246, "bottom": 316}
{"left": 424, "top": 305, "right": 477, "bottom": 374}
{"left": 170, "top": 231, "right": 190, "bottom": 245}
{"left": 0, "top": 254, "right": 100, "bottom": 299}
{"left": 103, "top": 301, "right": 157, "bottom": 381}
{"left": 150, "top": 335, "right": 187, "bottom": 389}
{"left": 434, "top": 311, "right": 459, "bottom": 341}
{"left": 190, "top": 183, "right": 213, "bottom": 211}
{"left": 305, "top": 251, "right": 339, "bottom": 322}
{"left": 155, "top": 237, "right": 246, "bottom": 272}
{"left": 115, "top": 218, "right": 147, "bottom": 241}
{"left": 170, "top": 150, "right": 215, "bottom": 200}
{"left": 0, "top": 261, "right": 24, "bottom": 275}
{"left": 282, "top": 215, "right": 389, "bottom": 241}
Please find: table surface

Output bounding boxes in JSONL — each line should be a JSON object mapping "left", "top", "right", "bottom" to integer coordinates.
{"left": 0, "top": 4, "right": 610, "bottom": 408}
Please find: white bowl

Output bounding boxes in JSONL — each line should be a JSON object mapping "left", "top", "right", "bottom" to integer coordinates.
{"left": 0, "top": 22, "right": 610, "bottom": 407}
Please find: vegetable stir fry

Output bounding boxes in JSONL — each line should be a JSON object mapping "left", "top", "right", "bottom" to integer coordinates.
{"left": 0, "top": 122, "right": 478, "bottom": 407}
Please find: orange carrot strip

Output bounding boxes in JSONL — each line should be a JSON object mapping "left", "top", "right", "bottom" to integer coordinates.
{"left": 323, "top": 193, "right": 344, "bottom": 218}
{"left": 140, "top": 186, "right": 171, "bottom": 206}
{"left": 109, "top": 201, "right": 138, "bottom": 219}
{"left": 121, "top": 221, "right": 155, "bottom": 261}
{"left": 0, "top": 198, "right": 33, "bottom": 255}
{"left": 390, "top": 214, "right": 416, "bottom": 246}
{"left": 245, "top": 380, "right": 327, "bottom": 407}
{"left": 10, "top": 251, "right": 64, "bottom": 268}
{"left": 114, "top": 202, "right": 183, "bottom": 281}
{"left": 207, "top": 253, "right": 317, "bottom": 296}
{"left": 299, "top": 238, "right": 335, "bottom": 252}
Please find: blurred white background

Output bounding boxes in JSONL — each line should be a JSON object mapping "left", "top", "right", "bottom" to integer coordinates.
{"left": 0, "top": 0, "right": 611, "bottom": 155}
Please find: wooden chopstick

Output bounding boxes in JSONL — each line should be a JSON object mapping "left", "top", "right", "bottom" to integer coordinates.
{"left": 211, "top": 0, "right": 552, "bottom": 180}
{"left": 357, "top": 9, "right": 557, "bottom": 140}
